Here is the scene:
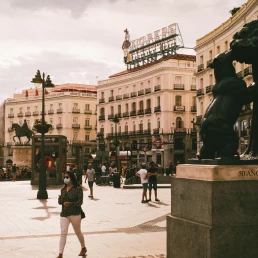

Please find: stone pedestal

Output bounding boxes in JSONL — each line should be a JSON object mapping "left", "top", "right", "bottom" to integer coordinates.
{"left": 12, "top": 146, "right": 32, "bottom": 167}
{"left": 167, "top": 164, "right": 258, "bottom": 258}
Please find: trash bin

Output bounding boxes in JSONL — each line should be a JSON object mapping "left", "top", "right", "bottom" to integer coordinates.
{"left": 113, "top": 172, "right": 120, "bottom": 188}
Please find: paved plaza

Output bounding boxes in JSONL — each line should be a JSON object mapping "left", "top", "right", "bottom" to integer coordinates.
{"left": 0, "top": 180, "right": 171, "bottom": 258}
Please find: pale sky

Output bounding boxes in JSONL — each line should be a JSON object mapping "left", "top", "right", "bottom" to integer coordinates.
{"left": 0, "top": 0, "right": 245, "bottom": 103}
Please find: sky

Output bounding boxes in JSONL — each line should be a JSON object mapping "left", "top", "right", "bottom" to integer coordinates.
{"left": 0, "top": 0, "right": 245, "bottom": 103}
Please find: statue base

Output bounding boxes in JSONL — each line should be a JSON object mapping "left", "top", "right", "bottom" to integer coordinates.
{"left": 12, "top": 146, "right": 32, "bottom": 167}
{"left": 167, "top": 164, "right": 258, "bottom": 258}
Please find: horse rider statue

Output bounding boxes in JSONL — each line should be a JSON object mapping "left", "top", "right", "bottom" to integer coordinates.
{"left": 12, "top": 119, "right": 34, "bottom": 145}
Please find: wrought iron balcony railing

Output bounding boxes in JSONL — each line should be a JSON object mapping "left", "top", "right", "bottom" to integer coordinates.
{"left": 174, "top": 84, "right": 184, "bottom": 90}
{"left": 154, "top": 85, "right": 161, "bottom": 91}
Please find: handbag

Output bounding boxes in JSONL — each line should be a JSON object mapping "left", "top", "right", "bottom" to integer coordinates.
{"left": 81, "top": 208, "right": 85, "bottom": 219}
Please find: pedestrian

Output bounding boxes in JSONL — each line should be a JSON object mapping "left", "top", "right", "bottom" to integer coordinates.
{"left": 136, "top": 163, "right": 149, "bottom": 203}
{"left": 166, "top": 161, "right": 174, "bottom": 176}
{"left": 11, "top": 163, "right": 17, "bottom": 181}
{"left": 101, "top": 163, "right": 106, "bottom": 175}
{"left": 57, "top": 172, "right": 87, "bottom": 258}
{"left": 73, "top": 164, "right": 82, "bottom": 184}
{"left": 85, "top": 163, "right": 96, "bottom": 199}
{"left": 147, "top": 161, "right": 160, "bottom": 202}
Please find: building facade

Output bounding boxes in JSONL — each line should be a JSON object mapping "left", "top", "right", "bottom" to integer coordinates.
{"left": 0, "top": 83, "right": 97, "bottom": 166}
{"left": 97, "top": 54, "right": 197, "bottom": 169}
{"left": 194, "top": 0, "right": 258, "bottom": 153}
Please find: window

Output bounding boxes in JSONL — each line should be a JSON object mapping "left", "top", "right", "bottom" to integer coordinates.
{"left": 146, "top": 99, "right": 151, "bottom": 109}
{"left": 140, "top": 83, "right": 143, "bottom": 90}
{"left": 118, "top": 105, "right": 121, "bottom": 114}
{"left": 73, "top": 132, "right": 78, "bottom": 140}
{"left": 175, "top": 95, "right": 182, "bottom": 106}
{"left": 132, "top": 102, "right": 136, "bottom": 111}
{"left": 19, "top": 107, "right": 23, "bottom": 112}
{"left": 111, "top": 125, "right": 114, "bottom": 134}
{"left": 133, "top": 122, "right": 136, "bottom": 132}
{"left": 148, "top": 120, "right": 151, "bottom": 131}
{"left": 101, "top": 92, "right": 104, "bottom": 98}
{"left": 100, "top": 108, "right": 105, "bottom": 116}
{"left": 157, "top": 96, "right": 160, "bottom": 106}
{"left": 200, "top": 78, "right": 203, "bottom": 89}
{"left": 125, "top": 104, "right": 129, "bottom": 112}
{"left": 85, "top": 119, "right": 90, "bottom": 126}
{"left": 133, "top": 85, "right": 136, "bottom": 91}
{"left": 175, "top": 76, "right": 182, "bottom": 84}
{"left": 192, "top": 77, "right": 196, "bottom": 85}
{"left": 176, "top": 117, "right": 183, "bottom": 128}
{"left": 118, "top": 88, "right": 122, "bottom": 95}
{"left": 58, "top": 117, "right": 62, "bottom": 124}
{"left": 216, "top": 45, "right": 220, "bottom": 55}
{"left": 58, "top": 103, "right": 62, "bottom": 109}
{"left": 209, "top": 50, "right": 212, "bottom": 60}
{"left": 85, "top": 104, "right": 90, "bottom": 111}
{"left": 125, "top": 123, "right": 128, "bottom": 133}
{"left": 156, "top": 77, "right": 160, "bottom": 85}
{"left": 139, "top": 121, "right": 143, "bottom": 131}
{"left": 73, "top": 103, "right": 78, "bottom": 109}
{"left": 139, "top": 100, "right": 144, "bottom": 110}
{"left": 192, "top": 96, "right": 196, "bottom": 106}
{"left": 35, "top": 106, "right": 38, "bottom": 111}
{"left": 85, "top": 134, "right": 90, "bottom": 141}
{"left": 50, "top": 118, "right": 53, "bottom": 124}
{"left": 73, "top": 117, "right": 78, "bottom": 123}
{"left": 209, "top": 74, "right": 213, "bottom": 85}
{"left": 126, "top": 87, "right": 129, "bottom": 93}
{"left": 100, "top": 127, "right": 104, "bottom": 134}
{"left": 27, "top": 107, "right": 30, "bottom": 112}
{"left": 200, "top": 55, "right": 203, "bottom": 64}
{"left": 110, "top": 106, "right": 114, "bottom": 114}
{"left": 157, "top": 118, "right": 160, "bottom": 128}
{"left": 224, "top": 41, "right": 228, "bottom": 52}
{"left": 110, "top": 90, "right": 114, "bottom": 97}
{"left": 10, "top": 108, "right": 13, "bottom": 114}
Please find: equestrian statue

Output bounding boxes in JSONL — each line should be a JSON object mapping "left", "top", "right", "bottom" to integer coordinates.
{"left": 12, "top": 119, "right": 34, "bottom": 145}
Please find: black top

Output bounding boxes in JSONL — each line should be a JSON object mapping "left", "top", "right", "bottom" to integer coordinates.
{"left": 147, "top": 166, "right": 158, "bottom": 181}
{"left": 59, "top": 186, "right": 83, "bottom": 217}
{"left": 12, "top": 165, "right": 17, "bottom": 173}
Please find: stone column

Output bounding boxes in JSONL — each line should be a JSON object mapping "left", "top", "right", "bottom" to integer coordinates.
{"left": 167, "top": 164, "right": 258, "bottom": 258}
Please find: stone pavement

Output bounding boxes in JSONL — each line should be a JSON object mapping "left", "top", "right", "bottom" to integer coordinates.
{"left": 0, "top": 180, "right": 171, "bottom": 258}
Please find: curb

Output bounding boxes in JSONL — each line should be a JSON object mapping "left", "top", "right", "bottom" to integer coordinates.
{"left": 123, "top": 184, "right": 171, "bottom": 189}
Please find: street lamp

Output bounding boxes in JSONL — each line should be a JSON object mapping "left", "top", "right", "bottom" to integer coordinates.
{"left": 31, "top": 70, "right": 54, "bottom": 200}
{"left": 112, "top": 115, "right": 120, "bottom": 170}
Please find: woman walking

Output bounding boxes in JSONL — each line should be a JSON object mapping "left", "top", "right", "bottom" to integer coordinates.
{"left": 57, "top": 172, "right": 86, "bottom": 258}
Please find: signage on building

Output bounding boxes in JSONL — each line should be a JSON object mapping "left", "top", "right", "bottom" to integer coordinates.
{"left": 174, "top": 106, "right": 185, "bottom": 111}
{"left": 122, "top": 23, "right": 184, "bottom": 69}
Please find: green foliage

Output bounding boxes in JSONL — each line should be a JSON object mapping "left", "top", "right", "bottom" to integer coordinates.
{"left": 229, "top": 7, "right": 241, "bottom": 16}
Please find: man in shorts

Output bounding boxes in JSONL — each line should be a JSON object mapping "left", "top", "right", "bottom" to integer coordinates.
{"left": 85, "top": 163, "right": 96, "bottom": 199}
{"left": 136, "top": 163, "right": 149, "bottom": 203}
{"left": 147, "top": 161, "right": 160, "bottom": 202}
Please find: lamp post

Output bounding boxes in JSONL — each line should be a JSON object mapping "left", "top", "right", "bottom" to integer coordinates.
{"left": 97, "top": 132, "right": 105, "bottom": 164}
{"left": 113, "top": 115, "right": 120, "bottom": 170}
{"left": 31, "top": 70, "right": 54, "bottom": 200}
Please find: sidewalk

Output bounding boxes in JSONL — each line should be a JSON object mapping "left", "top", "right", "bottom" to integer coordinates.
{"left": 0, "top": 181, "right": 171, "bottom": 258}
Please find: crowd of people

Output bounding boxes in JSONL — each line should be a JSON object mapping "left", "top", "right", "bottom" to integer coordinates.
{"left": 0, "top": 164, "right": 32, "bottom": 181}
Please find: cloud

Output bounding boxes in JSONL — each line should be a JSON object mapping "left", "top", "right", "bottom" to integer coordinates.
{"left": 0, "top": 50, "right": 123, "bottom": 103}
{"left": 9, "top": 0, "right": 137, "bottom": 18}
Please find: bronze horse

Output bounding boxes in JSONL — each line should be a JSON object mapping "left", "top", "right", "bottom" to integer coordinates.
{"left": 11, "top": 123, "right": 34, "bottom": 144}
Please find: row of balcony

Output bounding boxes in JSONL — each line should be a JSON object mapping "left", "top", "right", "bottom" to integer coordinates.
{"left": 7, "top": 109, "right": 96, "bottom": 118}
{"left": 196, "top": 85, "right": 214, "bottom": 97}
{"left": 99, "top": 106, "right": 197, "bottom": 121}
{"left": 197, "top": 61, "right": 252, "bottom": 77}
{"left": 99, "top": 85, "right": 197, "bottom": 104}
{"left": 105, "top": 127, "right": 196, "bottom": 138}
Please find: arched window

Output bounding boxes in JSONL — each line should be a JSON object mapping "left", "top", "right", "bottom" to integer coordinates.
{"left": 139, "top": 120, "right": 143, "bottom": 131}
{"left": 146, "top": 99, "right": 151, "bottom": 109}
{"left": 139, "top": 100, "right": 144, "bottom": 110}
{"left": 147, "top": 119, "right": 151, "bottom": 132}
{"left": 176, "top": 117, "right": 183, "bottom": 128}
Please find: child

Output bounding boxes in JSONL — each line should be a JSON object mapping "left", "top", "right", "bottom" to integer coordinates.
{"left": 136, "top": 163, "right": 149, "bottom": 203}
{"left": 85, "top": 163, "right": 96, "bottom": 199}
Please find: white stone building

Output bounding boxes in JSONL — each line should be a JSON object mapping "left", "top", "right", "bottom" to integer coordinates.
{"left": 97, "top": 54, "right": 197, "bottom": 168}
{"left": 0, "top": 83, "right": 97, "bottom": 166}
{"left": 194, "top": 0, "right": 258, "bottom": 152}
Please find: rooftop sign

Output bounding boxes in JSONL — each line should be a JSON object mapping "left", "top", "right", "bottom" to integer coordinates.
{"left": 122, "top": 23, "right": 184, "bottom": 69}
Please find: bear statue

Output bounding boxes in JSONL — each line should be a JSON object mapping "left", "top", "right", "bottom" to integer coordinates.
{"left": 198, "top": 51, "right": 257, "bottom": 159}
